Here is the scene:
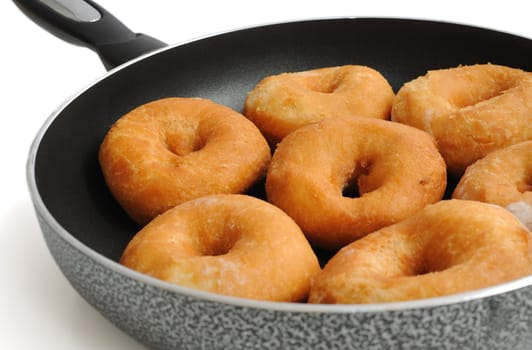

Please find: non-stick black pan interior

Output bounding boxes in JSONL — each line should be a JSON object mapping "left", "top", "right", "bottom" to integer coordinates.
{"left": 34, "top": 18, "right": 532, "bottom": 262}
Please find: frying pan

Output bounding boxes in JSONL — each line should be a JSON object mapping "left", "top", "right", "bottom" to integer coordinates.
{"left": 15, "top": 0, "right": 532, "bottom": 349}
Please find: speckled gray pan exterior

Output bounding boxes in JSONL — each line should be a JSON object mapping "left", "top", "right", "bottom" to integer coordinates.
{"left": 35, "top": 209, "right": 532, "bottom": 350}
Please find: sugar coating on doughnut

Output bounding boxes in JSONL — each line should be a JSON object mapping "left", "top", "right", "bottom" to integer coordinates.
{"left": 507, "top": 202, "right": 532, "bottom": 231}
{"left": 266, "top": 116, "right": 447, "bottom": 250}
{"left": 244, "top": 65, "right": 395, "bottom": 145}
{"left": 308, "top": 200, "right": 532, "bottom": 304}
{"left": 453, "top": 140, "right": 532, "bottom": 230}
{"left": 120, "top": 194, "right": 320, "bottom": 302}
{"left": 99, "top": 97, "right": 271, "bottom": 225}
{"left": 391, "top": 64, "right": 532, "bottom": 176}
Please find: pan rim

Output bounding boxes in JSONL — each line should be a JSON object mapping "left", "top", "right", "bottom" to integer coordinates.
{"left": 26, "top": 16, "right": 532, "bottom": 314}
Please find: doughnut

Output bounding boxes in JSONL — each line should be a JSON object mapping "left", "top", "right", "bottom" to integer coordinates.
{"left": 99, "top": 97, "right": 271, "bottom": 225}
{"left": 265, "top": 116, "right": 447, "bottom": 250}
{"left": 120, "top": 194, "right": 321, "bottom": 302}
{"left": 308, "top": 200, "right": 532, "bottom": 304}
{"left": 391, "top": 63, "right": 532, "bottom": 176}
{"left": 453, "top": 141, "right": 532, "bottom": 230}
{"left": 244, "top": 65, "right": 395, "bottom": 145}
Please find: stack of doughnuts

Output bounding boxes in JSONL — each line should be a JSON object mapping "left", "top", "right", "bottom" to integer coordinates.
{"left": 99, "top": 63, "right": 532, "bottom": 304}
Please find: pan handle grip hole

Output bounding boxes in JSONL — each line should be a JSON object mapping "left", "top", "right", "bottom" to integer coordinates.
{"left": 38, "top": 0, "right": 101, "bottom": 23}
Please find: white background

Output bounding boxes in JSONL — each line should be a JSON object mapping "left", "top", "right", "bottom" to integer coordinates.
{"left": 1, "top": 1, "right": 530, "bottom": 349}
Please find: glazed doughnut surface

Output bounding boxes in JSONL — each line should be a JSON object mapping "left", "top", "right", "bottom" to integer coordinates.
{"left": 453, "top": 141, "right": 532, "bottom": 230}
{"left": 244, "top": 65, "right": 394, "bottom": 145}
{"left": 308, "top": 200, "right": 532, "bottom": 304}
{"left": 391, "top": 64, "right": 532, "bottom": 176}
{"left": 120, "top": 194, "right": 320, "bottom": 302}
{"left": 266, "top": 116, "right": 446, "bottom": 250}
{"left": 99, "top": 97, "right": 271, "bottom": 225}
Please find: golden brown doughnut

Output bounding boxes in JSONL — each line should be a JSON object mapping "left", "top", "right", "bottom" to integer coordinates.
{"left": 308, "top": 200, "right": 532, "bottom": 304}
{"left": 120, "top": 194, "right": 320, "bottom": 302}
{"left": 99, "top": 97, "right": 271, "bottom": 225}
{"left": 391, "top": 64, "right": 532, "bottom": 176}
{"left": 453, "top": 141, "right": 532, "bottom": 230}
{"left": 244, "top": 65, "right": 394, "bottom": 145}
{"left": 266, "top": 116, "right": 447, "bottom": 250}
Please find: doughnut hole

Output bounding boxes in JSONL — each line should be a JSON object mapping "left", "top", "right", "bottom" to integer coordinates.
{"left": 427, "top": 67, "right": 522, "bottom": 109}
{"left": 301, "top": 68, "right": 349, "bottom": 94}
{"left": 341, "top": 176, "right": 361, "bottom": 199}
{"left": 154, "top": 103, "right": 204, "bottom": 156}
{"left": 164, "top": 128, "right": 204, "bottom": 157}
{"left": 341, "top": 159, "right": 372, "bottom": 199}
{"left": 194, "top": 219, "right": 241, "bottom": 257}
{"left": 418, "top": 228, "right": 477, "bottom": 275}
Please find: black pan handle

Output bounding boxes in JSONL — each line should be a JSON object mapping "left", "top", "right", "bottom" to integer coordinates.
{"left": 13, "top": 0, "right": 167, "bottom": 70}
